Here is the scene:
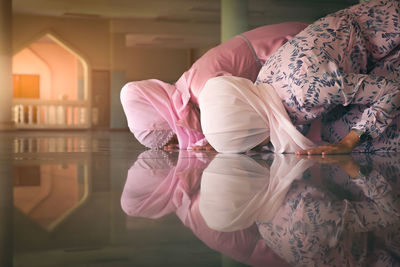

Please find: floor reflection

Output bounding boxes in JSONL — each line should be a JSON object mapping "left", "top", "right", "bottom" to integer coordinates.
{"left": 13, "top": 135, "right": 93, "bottom": 153}
{"left": 3, "top": 131, "right": 400, "bottom": 266}
{"left": 123, "top": 150, "right": 400, "bottom": 266}
{"left": 122, "top": 150, "right": 290, "bottom": 267}
{"left": 199, "top": 153, "right": 400, "bottom": 266}
{"left": 13, "top": 161, "right": 88, "bottom": 231}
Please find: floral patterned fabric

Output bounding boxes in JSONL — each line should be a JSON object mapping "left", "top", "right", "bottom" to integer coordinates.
{"left": 322, "top": 45, "right": 400, "bottom": 152}
{"left": 256, "top": 0, "right": 400, "bottom": 152}
{"left": 257, "top": 154, "right": 400, "bottom": 266}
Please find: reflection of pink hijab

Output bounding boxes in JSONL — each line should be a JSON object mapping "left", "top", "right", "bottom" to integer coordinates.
{"left": 120, "top": 80, "right": 205, "bottom": 149}
{"left": 120, "top": 150, "right": 290, "bottom": 267}
{"left": 120, "top": 150, "right": 209, "bottom": 219}
{"left": 120, "top": 150, "right": 177, "bottom": 218}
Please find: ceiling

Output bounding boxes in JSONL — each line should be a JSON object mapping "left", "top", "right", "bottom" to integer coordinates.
{"left": 13, "top": 0, "right": 359, "bottom": 48}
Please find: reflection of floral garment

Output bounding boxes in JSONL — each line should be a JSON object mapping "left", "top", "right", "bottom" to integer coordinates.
{"left": 257, "top": 165, "right": 400, "bottom": 267}
{"left": 256, "top": 0, "right": 400, "bottom": 152}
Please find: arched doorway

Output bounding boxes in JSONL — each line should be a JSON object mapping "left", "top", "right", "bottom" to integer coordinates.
{"left": 12, "top": 33, "right": 90, "bottom": 129}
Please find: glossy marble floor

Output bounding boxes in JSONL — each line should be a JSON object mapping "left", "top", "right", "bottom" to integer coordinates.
{"left": 1, "top": 131, "right": 400, "bottom": 267}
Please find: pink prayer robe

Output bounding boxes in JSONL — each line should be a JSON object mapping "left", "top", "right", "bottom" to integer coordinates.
{"left": 120, "top": 22, "right": 308, "bottom": 149}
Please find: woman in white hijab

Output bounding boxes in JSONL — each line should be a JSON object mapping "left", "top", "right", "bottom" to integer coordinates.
{"left": 199, "top": 76, "right": 315, "bottom": 153}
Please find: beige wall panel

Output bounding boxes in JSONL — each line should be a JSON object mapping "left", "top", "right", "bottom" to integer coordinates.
{"left": 12, "top": 14, "right": 110, "bottom": 70}
{"left": 125, "top": 47, "right": 189, "bottom": 83}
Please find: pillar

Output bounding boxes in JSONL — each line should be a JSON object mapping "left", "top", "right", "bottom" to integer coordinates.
{"left": 0, "top": 0, "right": 13, "bottom": 128}
{"left": 0, "top": 1, "right": 13, "bottom": 263}
{"left": 221, "top": 0, "right": 248, "bottom": 43}
{"left": 0, "top": 136, "right": 13, "bottom": 266}
{"left": 109, "top": 22, "right": 128, "bottom": 129}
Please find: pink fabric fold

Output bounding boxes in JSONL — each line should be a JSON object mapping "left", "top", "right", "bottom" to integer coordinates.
{"left": 175, "top": 22, "right": 309, "bottom": 105}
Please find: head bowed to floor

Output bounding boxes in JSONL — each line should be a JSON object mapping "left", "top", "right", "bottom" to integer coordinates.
{"left": 199, "top": 76, "right": 315, "bottom": 153}
{"left": 120, "top": 79, "right": 204, "bottom": 149}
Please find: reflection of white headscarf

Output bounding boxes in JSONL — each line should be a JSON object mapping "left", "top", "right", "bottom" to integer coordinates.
{"left": 199, "top": 154, "right": 314, "bottom": 232}
{"left": 199, "top": 76, "right": 315, "bottom": 153}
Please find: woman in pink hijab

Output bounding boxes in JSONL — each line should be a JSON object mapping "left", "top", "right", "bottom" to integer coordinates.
{"left": 120, "top": 22, "right": 308, "bottom": 150}
{"left": 120, "top": 150, "right": 291, "bottom": 266}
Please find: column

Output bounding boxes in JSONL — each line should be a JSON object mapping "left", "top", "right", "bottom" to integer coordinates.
{"left": 221, "top": 0, "right": 248, "bottom": 42}
{"left": 109, "top": 22, "right": 128, "bottom": 129}
{"left": 0, "top": 136, "right": 13, "bottom": 266}
{"left": 0, "top": 0, "right": 13, "bottom": 128}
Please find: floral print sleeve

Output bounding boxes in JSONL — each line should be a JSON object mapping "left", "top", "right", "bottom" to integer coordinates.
{"left": 312, "top": 73, "right": 400, "bottom": 138}
{"left": 256, "top": 0, "right": 400, "bottom": 140}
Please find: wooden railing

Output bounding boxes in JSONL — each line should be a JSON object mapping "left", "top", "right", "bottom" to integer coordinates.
{"left": 12, "top": 99, "right": 90, "bottom": 129}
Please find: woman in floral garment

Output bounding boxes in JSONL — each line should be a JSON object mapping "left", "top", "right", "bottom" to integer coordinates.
{"left": 256, "top": 0, "right": 400, "bottom": 154}
{"left": 199, "top": 0, "right": 400, "bottom": 154}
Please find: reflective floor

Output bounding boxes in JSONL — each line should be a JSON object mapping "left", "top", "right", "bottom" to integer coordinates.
{"left": 1, "top": 131, "right": 400, "bottom": 267}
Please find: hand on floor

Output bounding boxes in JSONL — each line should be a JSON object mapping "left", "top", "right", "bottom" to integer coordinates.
{"left": 296, "top": 142, "right": 354, "bottom": 155}
{"left": 192, "top": 143, "right": 215, "bottom": 151}
{"left": 163, "top": 144, "right": 179, "bottom": 151}
{"left": 296, "top": 130, "right": 360, "bottom": 155}
{"left": 163, "top": 134, "right": 179, "bottom": 151}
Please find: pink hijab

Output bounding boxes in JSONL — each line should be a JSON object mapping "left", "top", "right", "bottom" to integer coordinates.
{"left": 120, "top": 22, "right": 309, "bottom": 149}
{"left": 120, "top": 150, "right": 290, "bottom": 266}
{"left": 120, "top": 80, "right": 205, "bottom": 149}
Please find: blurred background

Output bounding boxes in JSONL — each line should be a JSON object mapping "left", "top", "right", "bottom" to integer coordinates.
{"left": 1, "top": 0, "right": 358, "bottom": 131}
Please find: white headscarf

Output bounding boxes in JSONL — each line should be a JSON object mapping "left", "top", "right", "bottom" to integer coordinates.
{"left": 199, "top": 153, "right": 314, "bottom": 232}
{"left": 199, "top": 76, "right": 315, "bottom": 153}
